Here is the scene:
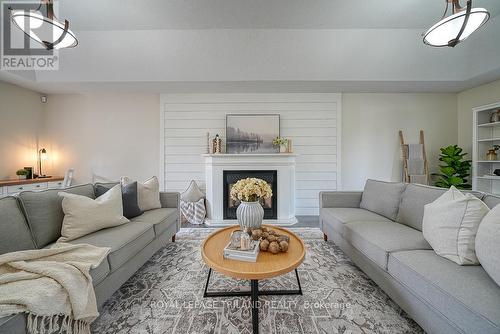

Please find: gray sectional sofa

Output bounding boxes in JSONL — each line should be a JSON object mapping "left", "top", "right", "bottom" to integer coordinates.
{"left": 320, "top": 180, "right": 500, "bottom": 334}
{"left": 0, "top": 183, "right": 180, "bottom": 334}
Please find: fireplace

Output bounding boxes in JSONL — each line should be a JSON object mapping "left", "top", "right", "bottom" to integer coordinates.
{"left": 223, "top": 170, "right": 278, "bottom": 220}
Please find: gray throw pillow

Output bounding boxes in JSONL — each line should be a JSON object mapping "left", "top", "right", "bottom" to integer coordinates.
{"left": 95, "top": 182, "right": 143, "bottom": 219}
{"left": 360, "top": 179, "right": 406, "bottom": 221}
{"left": 476, "top": 204, "right": 500, "bottom": 286}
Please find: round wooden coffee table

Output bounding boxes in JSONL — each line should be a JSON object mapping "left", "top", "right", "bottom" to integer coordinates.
{"left": 201, "top": 225, "right": 306, "bottom": 334}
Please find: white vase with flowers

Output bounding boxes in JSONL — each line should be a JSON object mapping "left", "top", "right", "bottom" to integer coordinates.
{"left": 230, "top": 177, "right": 273, "bottom": 230}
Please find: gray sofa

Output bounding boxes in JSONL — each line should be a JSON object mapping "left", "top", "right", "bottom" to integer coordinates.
{"left": 320, "top": 180, "right": 500, "bottom": 334}
{"left": 0, "top": 183, "right": 180, "bottom": 334}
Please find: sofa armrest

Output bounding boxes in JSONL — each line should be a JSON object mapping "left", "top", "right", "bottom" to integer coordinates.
{"left": 160, "top": 192, "right": 180, "bottom": 209}
{"left": 319, "top": 191, "right": 362, "bottom": 208}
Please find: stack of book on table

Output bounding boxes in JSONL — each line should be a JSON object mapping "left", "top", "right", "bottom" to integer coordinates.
{"left": 223, "top": 240, "right": 260, "bottom": 262}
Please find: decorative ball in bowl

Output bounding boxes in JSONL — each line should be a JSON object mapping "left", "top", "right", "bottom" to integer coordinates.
{"left": 251, "top": 227, "right": 290, "bottom": 254}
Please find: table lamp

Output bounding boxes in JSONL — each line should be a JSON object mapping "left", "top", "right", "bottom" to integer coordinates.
{"left": 38, "top": 148, "right": 49, "bottom": 178}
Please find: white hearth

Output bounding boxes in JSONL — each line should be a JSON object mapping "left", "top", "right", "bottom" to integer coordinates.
{"left": 203, "top": 154, "right": 297, "bottom": 226}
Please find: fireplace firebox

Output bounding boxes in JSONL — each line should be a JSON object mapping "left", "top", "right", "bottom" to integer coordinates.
{"left": 223, "top": 170, "right": 278, "bottom": 220}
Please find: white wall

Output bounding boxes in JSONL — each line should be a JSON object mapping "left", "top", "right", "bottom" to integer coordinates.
{"left": 42, "top": 93, "right": 160, "bottom": 184}
{"left": 342, "top": 93, "right": 458, "bottom": 190}
{"left": 161, "top": 93, "right": 340, "bottom": 215}
{"left": 1, "top": 84, "right": 467, "bottom": 208}
{"left": 458, "top": 79, "right": 500, "bottom": 156}
{"left": 0, "top": 81, "right": 43, "bottom": 180}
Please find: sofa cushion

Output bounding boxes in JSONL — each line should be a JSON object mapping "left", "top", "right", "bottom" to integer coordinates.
{"left": 482, "top": 194, "right": 500, "bottom": 209}
{"left": 476, "top": 204, "right": 500, "bottom": 286}
{"left": 69, "top": 223, "right": 154, "bottom": 272}
{"left": 320, "top": 208, "right": 391, "bottom": 236}
{"left": 42, "top": 241, "right": 111, "bottom": 286}
{"left": 343, "top": 220, "right": 431, "bottom": 270}
{"left": 18, "top": 184, "right": 95, "bottom": 248}
{"left": 388, "top": 250, "right": 500, "bottom": 334}
{"left": 397, "top": 183, "right": 485, "bottom": 231}
{"left": 131, "top": 208, "right": 178, "bottom": 237}
{"left": 359, "top": 180, "right": 406, "bottom": 221}
{"left": 0, "top": 197, "right": 36, "bottom": 255}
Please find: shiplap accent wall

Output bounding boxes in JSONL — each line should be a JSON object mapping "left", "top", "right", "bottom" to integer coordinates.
{"left": 160, "top": 93, "right": 341, "bottom": 215}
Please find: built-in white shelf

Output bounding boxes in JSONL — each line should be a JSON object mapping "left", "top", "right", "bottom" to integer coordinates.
{"left": 477, "top": 176, "right": 500, "bottom": 180}
{"left": 473, "top": 101, "right": 500, "bottom": 195}
{"left": 477, "top": 121, "right": 500, "bottom": 128}
{"left": 477, "top": 138, "right": 500, "bottom": 142}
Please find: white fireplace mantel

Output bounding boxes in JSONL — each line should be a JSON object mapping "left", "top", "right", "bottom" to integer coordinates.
{"left": 203, "top": 153, "right": 297, "bottom": 226}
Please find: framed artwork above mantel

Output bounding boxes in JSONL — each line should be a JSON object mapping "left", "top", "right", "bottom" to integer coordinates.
{"left": 225, "top": 114, "right": 280, "bottom": 154}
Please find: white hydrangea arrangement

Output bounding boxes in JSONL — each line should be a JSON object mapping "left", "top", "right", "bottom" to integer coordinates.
{"left": 230, "top": 177, "right": 273, "bottom": 202}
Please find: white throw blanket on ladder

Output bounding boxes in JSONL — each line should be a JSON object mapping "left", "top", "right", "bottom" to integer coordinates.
{"left": 0, "top": 243, "right": 110, "bottom": 334}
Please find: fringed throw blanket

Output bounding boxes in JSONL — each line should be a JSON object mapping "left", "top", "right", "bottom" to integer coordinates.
{"left": 0, "top": 243, "right": 110, "bottom": 334}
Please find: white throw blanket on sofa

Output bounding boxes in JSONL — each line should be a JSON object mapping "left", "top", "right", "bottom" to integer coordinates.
{"left": 0, "top": 243, "right": 110, "bottom": 334}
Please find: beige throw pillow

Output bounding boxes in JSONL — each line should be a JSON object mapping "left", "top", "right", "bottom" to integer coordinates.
{"left": 422, "top": 186, "right": 489, "bottom": 265}
{"left": 121, "top": 176, "right": 161, "bottom": 211}
{"left": 58, "top": 185, "right": 129, "bottom": 242}
{"left": 475, "top": 204, "right": 500, "bottom": 286}
{"left": 181, "top": 180, "right": 205, "bottom": 202}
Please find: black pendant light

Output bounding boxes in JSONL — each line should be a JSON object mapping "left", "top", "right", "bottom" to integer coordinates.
{"left": 10, "top": 0, "right": 77, "bottom": 50}
{"left": 423, "top": 0, "right": 489, "bottom": 47}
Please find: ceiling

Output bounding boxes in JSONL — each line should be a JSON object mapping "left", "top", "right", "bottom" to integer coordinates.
{"left": 1, "top": 0, "right": 500, "bottom": 93}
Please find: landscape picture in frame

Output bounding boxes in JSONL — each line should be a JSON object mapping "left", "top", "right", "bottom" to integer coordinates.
{"left": 226, "top": 114, "right": 280, "bottom": 154}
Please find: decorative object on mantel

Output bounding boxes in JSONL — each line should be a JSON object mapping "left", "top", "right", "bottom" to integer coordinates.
{"left": 252, "top": 227, "right": 290, "bottom": 254}
{"left": 180, "top": 180, "right": 206, "bottom": 225}
{"left": 272, "top": 137, "right": 289, "bottom": 153}
{"left": 486, "top": 145, "right": 500, "bottom": 161}
{"left": 212, "top": 134, "right": 222, "bottom": 154}
{"left": 286, "top": 139, "right": 293, "bottom": 153}
{"left": 230, "top": 177, "right": 272, "bottom": 230}
{"left": 226, "top": 114, "right": 280, "bottom": 154}
{"left": 434, "top": 145, "right": 472, "bottom": 189}
{"left": 206, "top": 132, "right": 210, "bottom": 154}
{"left": 490, "top": 109, "right": 500, "bottom": 123}
{"left": 16, "top": 169, "right": 28, "bottom": 180}
{"left": 494, "top": 169, "right": 500, "bottom": 177}
{"left": 423, "top": 0, "right": 489, "bottom": 48}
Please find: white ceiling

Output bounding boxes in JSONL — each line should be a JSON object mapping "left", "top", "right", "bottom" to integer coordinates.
{"left": 60, "top": 0, "right": 500, "bottom": 30}
{"left": 1, "top": 0, "right": 500, "bottom": 93}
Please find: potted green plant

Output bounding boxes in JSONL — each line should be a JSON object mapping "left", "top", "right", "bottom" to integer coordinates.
{"left": 16, "top": 169, "right": 28, "bottom": 180}
{"left": 272, "top": 137, "right": 288, "bottom": 153}
{"left": 434, "top": 145, "right": 472, "bottom": 189}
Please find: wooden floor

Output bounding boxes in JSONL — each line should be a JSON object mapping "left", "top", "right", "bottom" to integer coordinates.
{"left": 181, "top": 215, "right": 319, "bottom": 229}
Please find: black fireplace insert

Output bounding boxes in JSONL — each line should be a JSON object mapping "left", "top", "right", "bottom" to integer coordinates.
{"left": 223, "top": 170, "right": 278, "bottom": 220}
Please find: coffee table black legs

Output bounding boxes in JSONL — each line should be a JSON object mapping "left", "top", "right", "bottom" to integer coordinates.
{"left": 251, "top": 280, "right": 259, "bottom": 334}
{"left": 203, "top": 268, "right": 303, "bottom": 334}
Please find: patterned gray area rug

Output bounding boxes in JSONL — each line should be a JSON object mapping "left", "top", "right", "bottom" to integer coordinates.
{"left": 92, "top": 228, "right": 423, "bottom": 334}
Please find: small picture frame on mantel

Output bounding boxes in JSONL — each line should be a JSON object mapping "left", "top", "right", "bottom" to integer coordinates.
{"left": 226, "top": 114, "right": 280, "bottom": 154}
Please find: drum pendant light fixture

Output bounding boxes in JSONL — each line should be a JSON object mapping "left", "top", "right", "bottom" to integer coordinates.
{"left": 10, "top": 0, "right": 78, "bottom": 50}
{"left": 423, "top": 0, "right": 489, "bottom": 47}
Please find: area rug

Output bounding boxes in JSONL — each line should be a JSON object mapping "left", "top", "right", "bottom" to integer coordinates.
{"left": 91, "top": 228, "right": 423, "bottom": 334}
